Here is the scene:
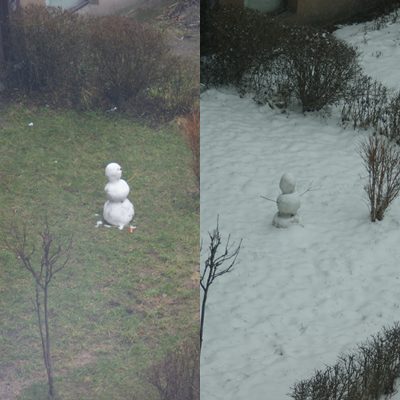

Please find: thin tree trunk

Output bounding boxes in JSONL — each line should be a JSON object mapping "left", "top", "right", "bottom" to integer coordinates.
{"left": 35, "top": 285, "right": 49, "bottom": 373}
{"left": 43, "top": 286, "right": 55, "bottom": 399}
{"left": 200, "top": 289, "right": 208, "bottom": 349}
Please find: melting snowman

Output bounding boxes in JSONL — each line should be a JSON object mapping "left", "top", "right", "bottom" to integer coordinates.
{"left": 103, "top": 162, "right": 134, "bottom": 230}
{"left": 272, "top": 173, "right": 301, "bottom": 228}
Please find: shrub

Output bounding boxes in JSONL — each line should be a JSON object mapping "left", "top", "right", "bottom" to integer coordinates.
{"left": 360, "top": 135, "right": 400, "bottom": 222}
{"left": 8, "top": 5, "right": 89, "bottom": 107}
{"left": 86, "top": 16, "right": 169, "bottom": 108}
{"left": 381, "top": 91, "right": 400, "bottom": 144}
{"left": 242, "top": 55, "right": 291, "bottom": 109}
{"left": 177, "top": 107, "right": 200, "bottom": 188}
{"left": 200, "top": 6, "right": 279, "bottom": 87}
{"left": 280, "top": 25, "right": 359, "bottom": 112}
{"left": 242, "top": 25, "right": 359, "bottom": 111}
{"left": 6, "top": 6, "right": 196, "bottom": 119}
{"left": 203, "top": 10, "right": 358, "bottom": 112}
{"left": 146, "top": 336, "right": 200, "bottom": 400}
{"left": 341, "top": 73, "right": 390, "bottom": 131}
{"left": 291, "top": 323, "right": 400, "bottom": 400}
{"left": 149, "top": 57, "right": 198, "bottom": 119}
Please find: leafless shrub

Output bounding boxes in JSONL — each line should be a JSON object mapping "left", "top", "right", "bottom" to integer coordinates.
{"left": 381, "top": 91, "right": 400, "bottom": 144}
{"left": 241, "top": 25, "right": 359, "bottom": 112}
{"left": 291, "top": 323, "right": 400, "bottom": 400}
{"left": 341, "top": 74, "right": 390, "bottom": 131}
{"left": 8, "top": 5, "right": 88, "bottom": 106}
{"left": 201, "top": 5, "right": 279, "bottom": 87}
{"left": 242, "top": 56, "right": 291, "bottom": 109}
{"left": 178, "top": 108, "right": 200, "bottom": 188}
{"left": 200, "top": 218, "right": 242, "bottom": 348}
{"left": 5, "top": 219, "right": 73, "bottom": 400}
{"left": 360, "top": 135, "right": 400, "bottom": 221}
{"left": 7, "top": 5, "right": 196, "bottom": 119}
{"left": 280, "top": 26, "right": 359, "bottom": 112}
{"left": 146, "top": 336, "right": 200, "bottom": 400}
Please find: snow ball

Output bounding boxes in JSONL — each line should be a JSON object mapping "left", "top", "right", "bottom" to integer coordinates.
{"left": 279, "top": 173, "right": 296, "bottom": 194}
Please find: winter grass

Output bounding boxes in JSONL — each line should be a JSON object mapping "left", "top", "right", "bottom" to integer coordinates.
{"left": 0, "top": 104, "right": 199, "bottom": 400}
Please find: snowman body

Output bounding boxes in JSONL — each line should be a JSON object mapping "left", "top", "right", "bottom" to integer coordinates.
{"left": 103, "top": 163, "right": 134, "bottom": 229}
{"left": 272, "top": 173, "right": 301, "bottom": 228}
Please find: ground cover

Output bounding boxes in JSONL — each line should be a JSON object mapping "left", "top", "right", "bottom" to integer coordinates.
{"left": 0, "top": 104, "right": 199, "bottom": 399}
{"left": 200, "top": 7, "right": 400, "bottom": 400}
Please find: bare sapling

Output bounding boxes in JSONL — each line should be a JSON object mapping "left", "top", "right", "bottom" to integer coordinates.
{"left": 360, "top": 135, "right": 400, "bottom": 221}
{"left": 200, "top": 218, "right": 242, "bottom": 349}
{"left": 6, "top": 219, "right": 73, "bottom": 400}
{"left": 178, "top": 108, "right": 200, "bottom": 188}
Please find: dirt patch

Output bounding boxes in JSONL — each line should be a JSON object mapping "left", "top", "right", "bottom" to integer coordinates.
{"left": 0, "top": 349, "right": 102, "bottom": 399}
{"left": 0, "top": 362, "right": 45, "bottom": 400}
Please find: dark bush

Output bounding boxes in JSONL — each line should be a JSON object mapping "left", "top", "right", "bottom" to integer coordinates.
{"left": 202, "top": 8, "right": 358, "bottom": 112}
{"left": 87, "top": 16, "right": 168, "bottom": 107}
{"left": 243, "top": 25, "right": 359, "bottom": 111}
{"left": 341, "top": 73, "right": 390, "bottom": 131}
{"left": 291, "top": 323, "right": 400, "bottom": 400}
{"left": 201, "top": 6, "right": 280, "bottom": 87}
{"left": 6, "top": 6, "right": 196, "bottom": 119}
{"left": 8, "top": 5, "right": 89, "bottom": 107}
{"left": 280, "top": 25, "right": 359, "bottom": 112}
{"left": 146, "top": 336, "right": 200, "bottom": 400}
{"left": 381, "top": 91, "right": 400, "bottom": 144}
{"left": 341, "top": 72, "right": 400, "bottom": 145}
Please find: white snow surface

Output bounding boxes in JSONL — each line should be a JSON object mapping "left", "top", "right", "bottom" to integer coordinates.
{"left": 335, "top": 13, "right": 400, "bottom": 91}
{"left": 201, "top": 15, "right": 400, "bottom": 400}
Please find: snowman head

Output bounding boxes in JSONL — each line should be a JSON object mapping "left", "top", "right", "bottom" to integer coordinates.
{"left": 279, "top": 173, "right": 296, "bottom": 194}
{"left": 105, "top": 162, "right": 122, "bottom": 182}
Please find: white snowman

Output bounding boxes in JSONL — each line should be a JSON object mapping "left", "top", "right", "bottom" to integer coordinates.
{"left": 272, "top": 173, "right": 301, "bottom": 228}
{"left": 103, "top": 162, "right": 134, "bottom": 230}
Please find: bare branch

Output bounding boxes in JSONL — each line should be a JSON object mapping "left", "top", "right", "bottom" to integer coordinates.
{"left": 200, "top": 217, "right": 242, "bottom": 349}
{"left": 360, "top": 135, "right": 400, "bottom": 221}
{"left": 5, "top": 219, "right": 73, "bottom": 399}
{"left": 260, "top": 195, "right": 277, "bottom": 203}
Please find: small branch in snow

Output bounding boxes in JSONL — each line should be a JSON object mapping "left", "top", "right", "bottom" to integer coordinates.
{"left": 299, "top": 182, "right": 315, "bottom": 196}
{"left": 261, "top": 182, "right": 316, "bottom": 203}
{"left": 260, "top": 195, "right": 277, "bottom": 203}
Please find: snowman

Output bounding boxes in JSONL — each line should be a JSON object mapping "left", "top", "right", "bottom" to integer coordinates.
{"left": 103, "top": 162, "right": 134, "bottom": 230}
{"left": 272, "top": 173, "right": 301, "bottom": 228}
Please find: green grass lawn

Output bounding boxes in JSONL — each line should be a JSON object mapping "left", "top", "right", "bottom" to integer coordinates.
{"left": 0, "top": 104, "right": 199, "bottom": 399}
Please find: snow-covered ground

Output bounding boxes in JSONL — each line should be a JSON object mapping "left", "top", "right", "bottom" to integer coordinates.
{"left": 336, "top": 11, "right": 400, "bottom": 91}
{"left": 201, "top": 12, "right": 400, "bottom": 400}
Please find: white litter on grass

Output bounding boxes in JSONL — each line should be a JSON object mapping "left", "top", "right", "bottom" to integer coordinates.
{"left": 201, "top": 12, "right": 400, "bottom": 400}
{"left": 28, "top": 122, "right": 33, "bottom": 127}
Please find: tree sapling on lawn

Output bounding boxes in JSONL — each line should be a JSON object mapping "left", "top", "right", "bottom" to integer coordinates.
{"left": 6, "top": 220, "right": 73, "bottom": 400}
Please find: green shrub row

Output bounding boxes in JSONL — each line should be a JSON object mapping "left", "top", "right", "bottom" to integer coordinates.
{"left": 6, "top": 5, "right": 197, "bottom": 119}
